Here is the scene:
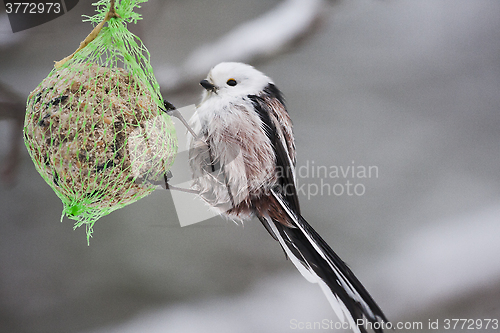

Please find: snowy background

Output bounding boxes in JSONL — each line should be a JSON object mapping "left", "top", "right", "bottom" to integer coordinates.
{"left": 1, "top": 0, "right": 499, "bottom": 332}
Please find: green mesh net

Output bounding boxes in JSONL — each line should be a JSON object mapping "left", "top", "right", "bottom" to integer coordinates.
{"left": 24, "top": 0, "right": 177, "bottom": 242}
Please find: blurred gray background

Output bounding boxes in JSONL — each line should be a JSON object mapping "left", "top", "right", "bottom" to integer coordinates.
{"left": 1, "top": 0, "right": 499, "bottom": 332}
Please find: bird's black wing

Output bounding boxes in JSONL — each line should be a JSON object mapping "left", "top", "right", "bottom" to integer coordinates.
{"left": 248, "top": 83, "right": 300, "bottom": 216}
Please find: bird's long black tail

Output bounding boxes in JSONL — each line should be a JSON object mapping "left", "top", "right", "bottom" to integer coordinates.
{"left": 259, "top": 213, "right": 388, "bottom": 333}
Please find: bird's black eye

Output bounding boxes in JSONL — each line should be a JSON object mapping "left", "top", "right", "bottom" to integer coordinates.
{"left": 227, "top": 79, "right": 237, "bottom": 86}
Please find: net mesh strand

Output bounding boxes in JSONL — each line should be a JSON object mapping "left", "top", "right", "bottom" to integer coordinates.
{"left": 24, "top": 0, "right": 177, "bottom": 242}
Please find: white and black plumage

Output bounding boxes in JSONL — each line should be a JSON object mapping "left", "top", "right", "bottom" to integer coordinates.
{"left": 187, "top": 62, "right": 388, "bottom": 333}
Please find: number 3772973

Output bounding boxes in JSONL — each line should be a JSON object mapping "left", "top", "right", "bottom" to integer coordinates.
{"left": 443, "top": 319, "right": 499, "bottom": 330}
{"left": 5, "top": 2, "right": 61, "bottom": 14}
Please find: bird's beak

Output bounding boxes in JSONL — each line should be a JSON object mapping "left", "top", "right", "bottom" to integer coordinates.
{"left": 200, "top": 79, "right": 217, "bottom": 93}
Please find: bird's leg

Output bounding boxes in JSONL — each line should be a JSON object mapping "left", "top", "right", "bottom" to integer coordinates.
{"left": 163, "top": 171, "right": 199, "bottom": 194}
{"left": 161, "top": 100, "right": 200, "bottom": 140}
{"left": 160, "top": 99, "right": 203, "bottom": 195}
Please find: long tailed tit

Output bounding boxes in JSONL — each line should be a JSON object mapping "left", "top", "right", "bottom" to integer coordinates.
{"left": 187, "top": 62, "right": 388, "bottom": 333}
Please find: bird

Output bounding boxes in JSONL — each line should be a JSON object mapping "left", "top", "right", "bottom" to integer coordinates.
{"left": 187, "top": 62, "right": 388, "bottom": 333}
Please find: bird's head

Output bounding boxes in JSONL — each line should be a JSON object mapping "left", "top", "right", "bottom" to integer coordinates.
{"left": 199, "top": 62, "right": 273, "bottom": 99}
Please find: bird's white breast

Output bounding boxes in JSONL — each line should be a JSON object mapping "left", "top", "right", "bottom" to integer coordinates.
{"left": 188, "top": 95, "right": 277, "bottom": 220}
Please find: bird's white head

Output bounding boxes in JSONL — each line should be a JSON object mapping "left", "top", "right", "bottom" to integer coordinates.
{"left": 199, "top": 62, "right": 273, "bottom": 100}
